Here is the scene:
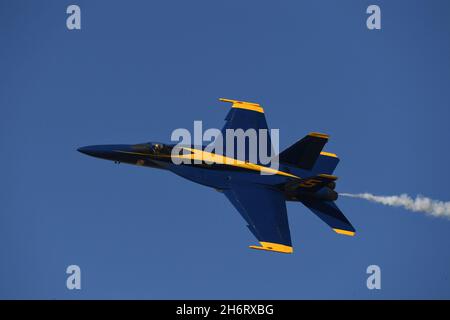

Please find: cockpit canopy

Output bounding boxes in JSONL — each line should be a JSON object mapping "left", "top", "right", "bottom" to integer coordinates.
{"left": 131, "top": 142, "right": 171, "bottom": 154}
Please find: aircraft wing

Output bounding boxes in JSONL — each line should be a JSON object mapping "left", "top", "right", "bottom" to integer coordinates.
{"left": 224, "top": 182, "right": 293, "bottom": 254}
{"left": 219, "top": 98, "right": 272, "bottom": 164}
{"left": 219, "top": 98, "right": 269, "bottom": 132}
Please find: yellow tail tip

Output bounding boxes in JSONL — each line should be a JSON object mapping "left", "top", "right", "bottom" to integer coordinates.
{"left": 320, "top": 151, "right": 338, "bottom": 158}
{"left": 333, "top": 228, "right": 356, "bottom": 236}
{"left": 309, "top": 132, "right": 329, "bottom": 139}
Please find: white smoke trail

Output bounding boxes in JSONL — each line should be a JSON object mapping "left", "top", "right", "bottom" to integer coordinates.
{"left": 340, "top": 193, "right": 450, "bottom": 219}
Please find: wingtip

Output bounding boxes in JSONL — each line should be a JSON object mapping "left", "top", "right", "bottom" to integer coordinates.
{"left": 249, "top": 242, "right": 293, "bottom": 254}
{"left": 218, "top": 98, "right": 264, "bottom": 113}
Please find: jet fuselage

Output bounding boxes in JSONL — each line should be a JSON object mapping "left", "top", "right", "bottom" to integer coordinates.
{"left": 77, "top": 142, "right": 338, "bottom": 202}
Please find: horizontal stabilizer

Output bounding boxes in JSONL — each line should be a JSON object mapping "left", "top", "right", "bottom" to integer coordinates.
{"left": 301, "top": 199, "right": 355, "bottom": 236}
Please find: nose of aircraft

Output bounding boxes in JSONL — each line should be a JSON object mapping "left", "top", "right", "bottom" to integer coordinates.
{"left": 77, "top": 145, "right": 95, "bottom": 156}
{"left": 78, "top": 145, "right": 108, "bottom": 157}
{"left": 77, "top": 144, "right": 129, "bottom": 161}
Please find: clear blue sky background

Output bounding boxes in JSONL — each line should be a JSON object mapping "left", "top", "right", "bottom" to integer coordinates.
{"left": 1, "top": 0, "right": 450, "bottom": 299}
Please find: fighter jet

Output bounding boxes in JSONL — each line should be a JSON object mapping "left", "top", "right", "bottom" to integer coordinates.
{"left": 78, "top": 98, "right": 355, "bottom": 254}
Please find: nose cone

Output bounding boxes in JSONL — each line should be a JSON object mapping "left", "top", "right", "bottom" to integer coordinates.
{"left": 77, "top": 145, "right": 109, "bottom": 158}
{"left": 77, "top": 145, "right": 95, "bottom": 156}
{"left": 77, "top": 144, "right": 129, "bottom": 161}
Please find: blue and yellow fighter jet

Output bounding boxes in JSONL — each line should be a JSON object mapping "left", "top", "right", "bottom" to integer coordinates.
{"left": 78, "top": 98, "right": 355, "bottom": 254}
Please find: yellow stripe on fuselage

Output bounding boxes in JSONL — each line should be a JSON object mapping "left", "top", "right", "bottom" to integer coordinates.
{"left": 115, "top": 148, "right": 300, "bottom": 179}
{"left": 174, "top": 147, "right": 300, "bottom": 179}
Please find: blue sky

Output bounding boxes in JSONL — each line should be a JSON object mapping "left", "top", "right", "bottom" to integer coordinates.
{"left": 1, "top": 0, "right": 450, "bottom": 299}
